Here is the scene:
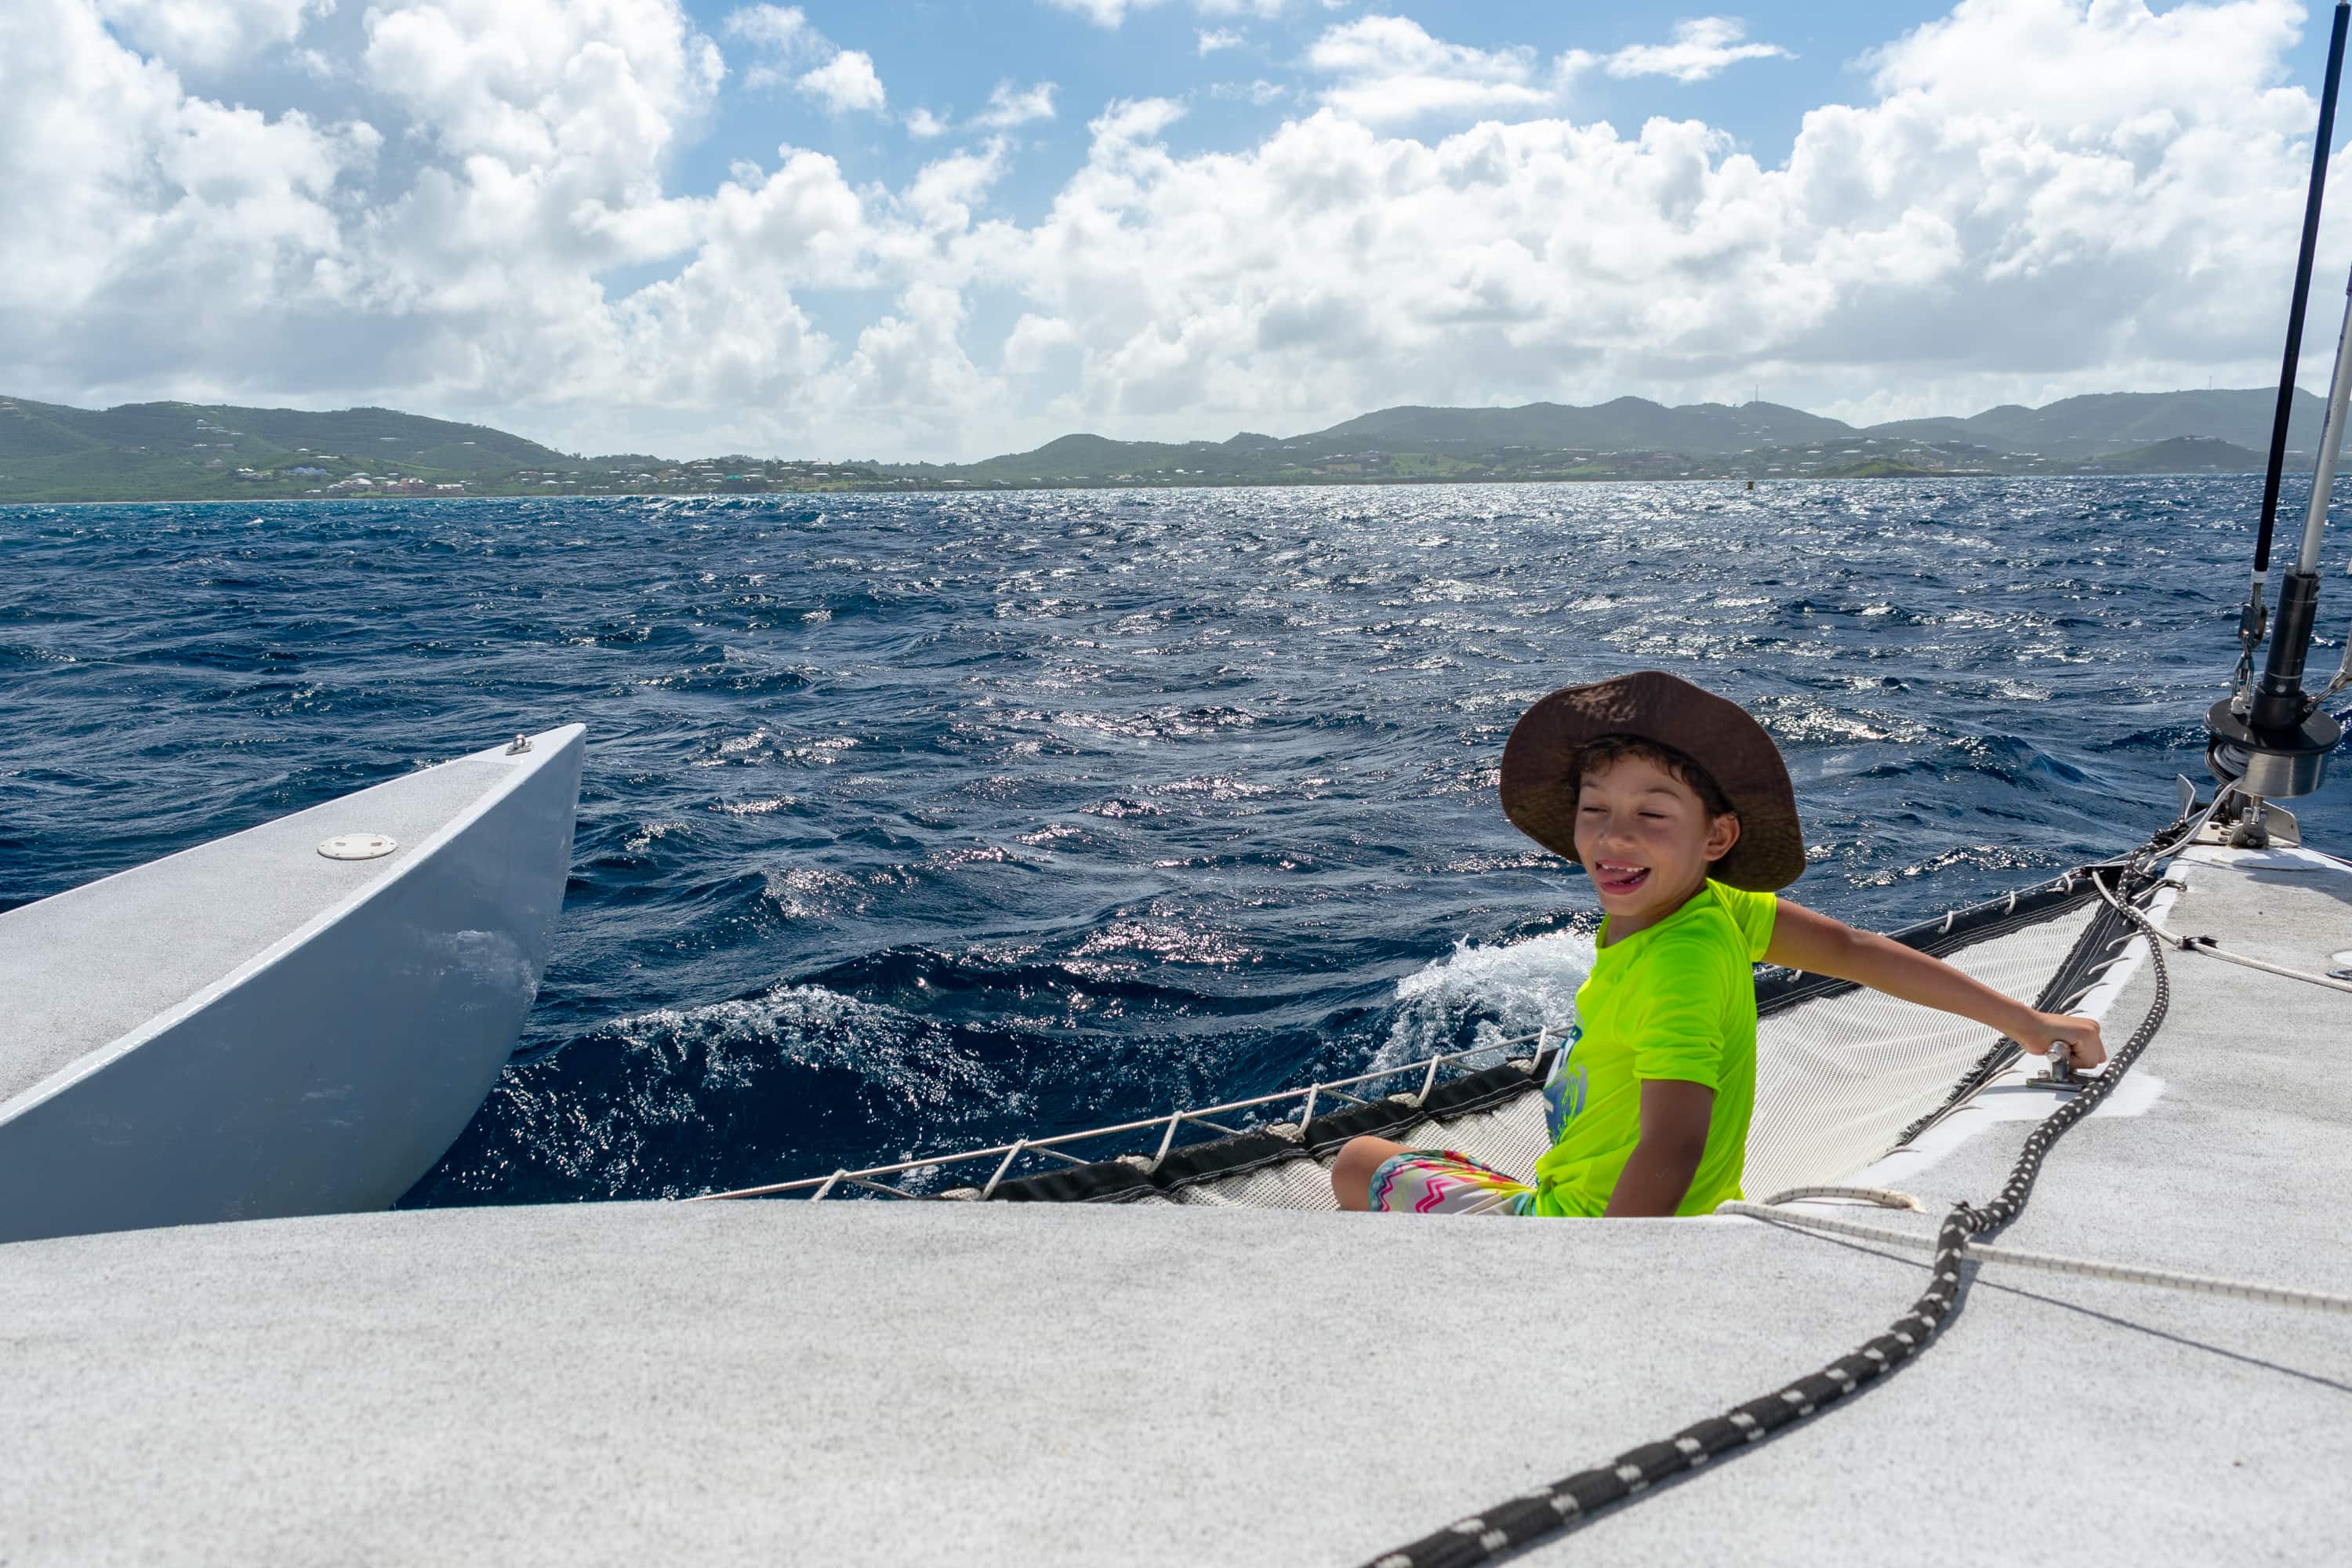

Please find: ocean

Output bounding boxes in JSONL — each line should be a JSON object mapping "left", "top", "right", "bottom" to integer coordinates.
{"left": 2, "top": 478, "right": 2326, "bottom": 1204}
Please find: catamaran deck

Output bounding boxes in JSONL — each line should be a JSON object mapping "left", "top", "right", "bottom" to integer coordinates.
{"left": 3, "top": 845, "right": 2346, "bottom": 1565}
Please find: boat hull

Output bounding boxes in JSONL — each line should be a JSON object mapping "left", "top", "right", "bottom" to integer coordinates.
{"left": 0, "top": 727, "right": 583, "bottom": 1243}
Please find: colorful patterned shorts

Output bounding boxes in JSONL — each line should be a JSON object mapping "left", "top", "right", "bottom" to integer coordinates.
{"left": 1367, "top": 1149, "right": 1536, "bottom": 1216}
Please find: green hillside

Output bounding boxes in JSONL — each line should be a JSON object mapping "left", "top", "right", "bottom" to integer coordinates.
{"left": 0, "top": 396, "right": 569, "bottom": 503}
{"left": 1316, "top": 396, "right": 1851, "bottom": 456}
{"left": 904, "top": 398, "right": 1855, "bottom": 486}
{"left": 0, "top": 385, "right": 2328, "bottom": 503}
{"left": 1869, "top": 388, "right": 2330, "bottom": 458}
{"left": 899, "top": 388, "right": 2328, "bottom": 488}
{"left": 2074, "top": 435, "right": 2270, "bottom": 474}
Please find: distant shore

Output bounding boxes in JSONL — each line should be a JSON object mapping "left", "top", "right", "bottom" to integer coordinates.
{"left": 0, "top": 387, "right": 2309, "bottom": 505}
{"left": 1, "top": 466, "right": 2275, "bottom": 506}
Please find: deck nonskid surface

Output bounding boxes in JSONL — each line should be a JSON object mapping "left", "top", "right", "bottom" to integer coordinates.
{"left": 1, "top": 851, "right": 2345, "bottom": 1566}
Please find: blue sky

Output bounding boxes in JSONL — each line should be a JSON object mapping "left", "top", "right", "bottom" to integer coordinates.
{"left": 684, "top": 2, "right": 1958, "bottom": 201}
{"left": 678, "top": 2, "right": 2349, "bottom": 215}
{"left": 8, "top": 1, "right": 2352, "bottom": 458}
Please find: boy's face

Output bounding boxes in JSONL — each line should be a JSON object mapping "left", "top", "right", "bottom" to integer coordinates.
{"left": 1573, "top": 754, "right": 1741, "bottom": 931}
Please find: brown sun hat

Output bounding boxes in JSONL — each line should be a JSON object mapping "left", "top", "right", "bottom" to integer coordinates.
{"left": 1499, "top": 670, "right": 1805, "bottom": 891}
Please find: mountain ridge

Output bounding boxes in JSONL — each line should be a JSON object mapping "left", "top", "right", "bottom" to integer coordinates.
{"left": 957, "top": 388, "right": 2332, "bottom": 474}
{"left": 0, "top": 387, "right": 2335, "bottom": 501}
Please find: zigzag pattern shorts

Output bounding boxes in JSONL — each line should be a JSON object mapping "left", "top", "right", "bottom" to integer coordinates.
{"left": 1366, "top": 1148, "right": 1537, "bottom": 1216}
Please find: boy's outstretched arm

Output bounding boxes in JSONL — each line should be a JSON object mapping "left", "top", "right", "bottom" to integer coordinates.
{"left": 1603, "top": 1078, "right": 1715, "bottom": 1217}
{"left": 1764, "top": 902, "right": 2107, "bottom": 1065}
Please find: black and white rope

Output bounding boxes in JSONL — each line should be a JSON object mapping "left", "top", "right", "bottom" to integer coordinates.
{"left": 1353, "top": 863, "right": 2173, "bottom": 1568}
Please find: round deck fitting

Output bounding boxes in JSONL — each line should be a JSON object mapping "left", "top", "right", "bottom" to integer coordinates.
{"left": 2205, "top": 698, "right": 2340, "bottom": 798}
{"left": 317, "top": 833, "right": 398, "bottom": 861}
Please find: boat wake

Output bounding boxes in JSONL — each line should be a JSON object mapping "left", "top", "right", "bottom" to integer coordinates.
{"left": 407, "top": 983, "right": 1025, "bottom": 1203}
{"left": 1373, "top": 927, "right": 1596, "bottom": 1072}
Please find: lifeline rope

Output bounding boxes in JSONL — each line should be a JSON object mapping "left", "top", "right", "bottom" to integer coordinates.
{"left": 1352, "top": 862, "right": 2175, "bottom": 1568}
{"left": 2124, "top": 900, "right": 2352, "bottom": 996}
{"left": 2075, "top": 801, "right": 2352, "bottom": 997}
{"left": 1719, "top": 1200, "right": 2352, "bottom": 1316}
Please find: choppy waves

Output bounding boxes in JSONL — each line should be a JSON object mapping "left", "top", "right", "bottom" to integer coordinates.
{"left": 0, "top": 477, "right": 2319, "bottom": 1205}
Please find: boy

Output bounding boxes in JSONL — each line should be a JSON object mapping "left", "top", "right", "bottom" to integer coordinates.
{"left": 1333, "top": 670, "right": 2105, "bottom": 1218}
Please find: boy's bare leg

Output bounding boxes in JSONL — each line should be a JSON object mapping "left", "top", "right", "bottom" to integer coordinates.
{"left": 1331, "top": 1135, "right": 1409, "bottom": 1210}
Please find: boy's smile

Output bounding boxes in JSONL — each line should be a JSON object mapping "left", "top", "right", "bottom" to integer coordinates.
{"left": 1573, "top": 754, "right": 1742, "bottom": 941}
{"left": 1590, "top": 858, "right": 1651, "bottom": 898}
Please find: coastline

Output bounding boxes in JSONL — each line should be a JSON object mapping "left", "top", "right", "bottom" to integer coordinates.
{"left": 0, "top": 466, "right": 2265, "bottom": 507}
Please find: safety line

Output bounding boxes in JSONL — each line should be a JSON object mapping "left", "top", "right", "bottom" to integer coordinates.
{"left": 2105, "top": 875, "right": 2352, "bottom": 996}
{"left": 1718, "top": 1200, "right": 2352, "bottom": 1317}
{"left": 689, "top": 1028, "right": 1555, "bottom": 1202}
{"left": 2062, "top": 802, "right": 2352, "bottom": 996}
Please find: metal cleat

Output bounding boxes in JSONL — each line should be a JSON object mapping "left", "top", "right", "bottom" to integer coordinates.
{"left": 2027, "top": 1039, "right": 2093, "bottom": 1093}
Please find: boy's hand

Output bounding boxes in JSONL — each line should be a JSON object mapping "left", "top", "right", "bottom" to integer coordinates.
{"left": 2015, "top": 1011, "right": 2105, "bottom": 1067}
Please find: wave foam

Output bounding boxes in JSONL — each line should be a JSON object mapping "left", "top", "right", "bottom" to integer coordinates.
{"left": 1374, "top": 926, "right": 1595, "bottom": 1071}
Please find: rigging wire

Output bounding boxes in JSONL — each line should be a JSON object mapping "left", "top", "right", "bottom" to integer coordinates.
{"left": 1717, "top": 1199, "right": 2352, "bottom": 1318}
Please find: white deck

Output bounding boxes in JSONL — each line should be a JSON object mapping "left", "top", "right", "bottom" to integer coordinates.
{"left": 0, "top": 725, "right": 584, "bottom": 1243}
{"left": 2, "top": 848, "right": 2346, "bottom": 1565}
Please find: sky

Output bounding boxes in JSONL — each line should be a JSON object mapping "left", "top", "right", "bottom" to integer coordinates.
{"left": 9, "top": 0, "right": 2352, "bottom": 459}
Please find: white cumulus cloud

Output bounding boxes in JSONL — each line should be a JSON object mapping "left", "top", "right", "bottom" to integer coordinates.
{"left": 721, "top": 1, "right": 809, "bottom": 63}
{"left": 972, "top": 79, "right": 1058, "bottom": 129}
{"left": 1604, "top": 17, "right": 1792, "bottom": 83}
{"left": 1308, "top": 16, "right": 1572, "bottom": 125}
{"left": 1, "top": 0, "right": 366, "bottom": 391}
{"left": 96, "top": 0, "right": 331, "bottom": 71}
{"left": 724, "top": 2, "right": 886, "bottom": 113}
{"left": 798, "top": 49, "right": 884, "bottom": 114}
{"left": 1001, "top": 0, "right": 2340, "bottom": 437}
{"left": 1044, "top": 0, "right": 1158, "bottom": 25}
{"left": 4, "top": 0, "right": 2347, "bottom": 461}
{"left": 1044, "top": 0, "right": 1294, "bottom": 27}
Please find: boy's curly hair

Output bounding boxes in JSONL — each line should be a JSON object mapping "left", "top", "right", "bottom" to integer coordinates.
{"left": 1571, "top": 734, "right": 1737, "bottom": 820}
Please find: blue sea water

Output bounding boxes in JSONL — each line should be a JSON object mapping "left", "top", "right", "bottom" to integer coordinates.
{"left": 2, "top": 479, "right": 2335, "bottom": 1204}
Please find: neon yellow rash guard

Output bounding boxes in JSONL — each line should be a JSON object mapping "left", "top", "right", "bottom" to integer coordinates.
{"left": 1530, "top": 880, "right": 1776, "bottom": 1218}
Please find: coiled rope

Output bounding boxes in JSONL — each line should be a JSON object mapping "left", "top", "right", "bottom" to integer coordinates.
{"left": 1352, "top": 863, "right": 2175, "bottom": 1568}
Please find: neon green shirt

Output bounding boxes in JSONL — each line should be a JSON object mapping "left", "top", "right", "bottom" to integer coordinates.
{"left": 1530, "top": 880, "right": 1776, "bottom": 1218}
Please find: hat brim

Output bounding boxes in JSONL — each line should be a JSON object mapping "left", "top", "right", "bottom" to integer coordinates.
{"left": 1499, "top": 670, "right": 1804, "bottom": 892}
